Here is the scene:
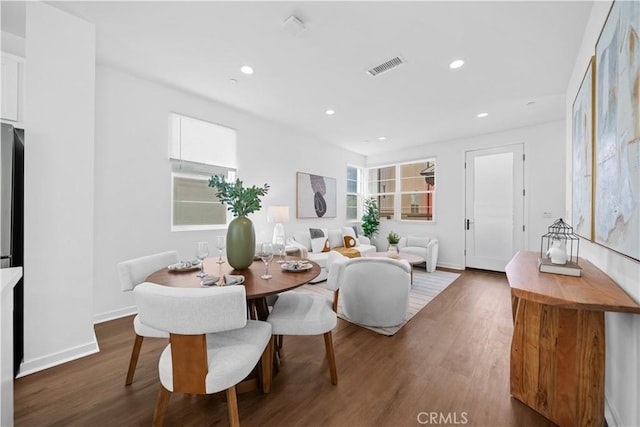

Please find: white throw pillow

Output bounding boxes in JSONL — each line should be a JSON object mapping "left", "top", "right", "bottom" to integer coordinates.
{"left": 328, "top": 229, "right": 344, "bottom": 248}
{"left": 309, "top": 228, "right": 330, "bottom": 253}
{"left": 342, "top": 226, "right": 359, "bottom": 248}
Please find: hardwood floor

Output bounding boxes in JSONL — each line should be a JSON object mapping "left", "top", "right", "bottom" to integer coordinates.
{"left": 14, "top": 269, "right": 554, "bottom": 426}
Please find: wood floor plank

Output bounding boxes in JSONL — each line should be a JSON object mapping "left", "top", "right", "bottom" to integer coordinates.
{"left": 14, "top": 269, "right": 555, "bottom": 426}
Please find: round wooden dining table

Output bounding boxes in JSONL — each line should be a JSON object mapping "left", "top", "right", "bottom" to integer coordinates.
{"left": 145, "top": 256, "right": 321, "bottom": 320}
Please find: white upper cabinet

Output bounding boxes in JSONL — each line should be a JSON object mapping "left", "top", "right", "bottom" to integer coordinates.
{"left": 1, "top": 53, "right": 24, "bottom": 124}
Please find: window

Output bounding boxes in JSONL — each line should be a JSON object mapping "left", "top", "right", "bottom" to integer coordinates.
{"left": 400, "top": 160, "right": 435, "bottom": 221}
{"left": 367, "top": 165, "right": 396, "bottom": 219}
{"left": 366, "top": 159, "right": 436, "bottom": 221}
{"left": 172, "top": 172, "right": 230, "bottom": 227}
{"left": 346, "top": 165, "right": 363, "bottom": 220}
{"left": 169, "top": 113, "right": 237, "bottom": 230}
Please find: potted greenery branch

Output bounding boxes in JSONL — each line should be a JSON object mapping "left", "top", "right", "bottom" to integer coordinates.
{"left": 361, "top": 197, "right": 380, "bottom": 239}
{"left": 209, "top": 175, "right": 270, "bottom": 216}
{"left": 209, "top": 175, "right": 270, "bottom": 269}
{"left": 387, "top": 231, "right": 400, "bottom": 258}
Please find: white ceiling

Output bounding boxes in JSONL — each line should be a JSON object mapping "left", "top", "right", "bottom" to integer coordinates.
{"left": 3, "top": 1, "right": 593, "bottom": 156}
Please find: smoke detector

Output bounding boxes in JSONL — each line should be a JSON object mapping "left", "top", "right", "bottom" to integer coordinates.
{"left": 366, "top": 56, "right": 406, "bottom": 77}
{"left": 282, "top": 15, "right": 306, "bottom": 37}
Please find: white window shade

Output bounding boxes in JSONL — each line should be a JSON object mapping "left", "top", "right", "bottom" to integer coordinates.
{"left": 170, "top": 113, "right": 237, "bottom": 168}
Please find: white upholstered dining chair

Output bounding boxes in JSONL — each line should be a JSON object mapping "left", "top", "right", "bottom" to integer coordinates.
{"left": 117, "top": 250, "right": 178, "bottom": 386}
{"left": 266, "top": 291, "right": 338, "bottom": 385}
{"left": 133, "top": 282, "right": 273, "bottom": 427}
{"left": 327, "top": 253, "right": 411, "bottom": 328}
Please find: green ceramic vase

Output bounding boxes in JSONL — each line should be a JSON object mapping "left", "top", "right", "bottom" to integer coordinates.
{"left": 226, "top": 215, "right": 255, "bottom": 269}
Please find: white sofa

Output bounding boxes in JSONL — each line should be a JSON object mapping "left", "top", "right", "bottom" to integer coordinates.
{"left": 287, "top": 228, "right": 376, "bottom": 283}
{"left": 397, "top": 235, "right": 439, "bottom": 272}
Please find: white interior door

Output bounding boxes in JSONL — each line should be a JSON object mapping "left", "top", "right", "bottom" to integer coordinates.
{"left": 465, "top": 144, "right": 524, "bottom": 271}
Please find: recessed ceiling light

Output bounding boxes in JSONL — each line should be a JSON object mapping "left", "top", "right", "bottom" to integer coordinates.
{"left": 240, "top": 65, "right": 254, "bottom": 75}
{"left": 229, "top": 78, "right": 238, "bottom": 84}
{"left": 325, "top": 109, "right": 335, "bottom": 115}
{"left": 449, "top": 59, "right": 465, "bottom": 69}
{"left": 477, "top": 112, "right": 489, "bottom": 118}
{"left": 378, "top": 136, "right": 387, "bottom": 141}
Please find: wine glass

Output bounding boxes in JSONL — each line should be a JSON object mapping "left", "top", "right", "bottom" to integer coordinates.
{"left": 274, "top": 236, "right": 286, "bottom": 263}
{"left": 258, "top": 243, "right": 274, "bottom": 279}
{"left": 215, "top": 235, "right": 225, "bottom": 264}
{"left": 195, "top": 241, "right": 209, "bottom": 278}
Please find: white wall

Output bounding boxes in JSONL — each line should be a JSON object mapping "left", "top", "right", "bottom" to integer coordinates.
{"left": 367, "top": 120, "right": 567, "bottom": 269}
{"left": 22, "top": 3, "right": 97, "bottom": 375}
{"left": 0, "top": 31, "right": 25, "bottom": 58}
{"left": 565, "top": 1, "right": 640, "bottom": 426}
{"left": 93, "top": 65, "right": 365, "bottom": 321}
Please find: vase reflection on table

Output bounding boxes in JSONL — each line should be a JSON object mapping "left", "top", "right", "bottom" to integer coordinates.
{"left": 258, "top": 243, "right": 274, "bottom": 279}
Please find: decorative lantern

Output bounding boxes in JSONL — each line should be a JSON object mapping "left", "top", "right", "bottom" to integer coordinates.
{"left": 538, "top": 218, "right": 582, "bottom": 276}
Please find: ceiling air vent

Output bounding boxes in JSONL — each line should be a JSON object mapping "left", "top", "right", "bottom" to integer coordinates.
{"left": 366, "top": 56, "right": 406, "bottom": 77}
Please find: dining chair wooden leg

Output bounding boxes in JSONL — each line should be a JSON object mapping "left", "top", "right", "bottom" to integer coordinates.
{"left": 323, "top": 331, "right": 338, "bottom": 385}
{"left": 248, "top": 300, "right": 257, "bottom": 320}
{"left": 261, "top": 336, "right": 274, "bottom": 393}
{"left": 254, "top": 298, "right": 270, "bottom": 320}
{"left": 332, "top": 290, "right": 339, "bottom": 313}
{"left": 152, "top": 385, "right": 171, "bottom": 427}
{"left": 273, "top": 334, "right": 283, "bottom": 374}
{"left": 226, "top": 386, "right": 240, "bottom": 427}
{"left": 125, "top": 334, "right": 144, "bottom": 386}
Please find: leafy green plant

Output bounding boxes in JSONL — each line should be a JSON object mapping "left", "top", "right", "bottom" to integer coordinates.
{"left": 208, "top": 175, "right": 270, "bottom": 217}
{"left": 361, "top": 197, "right": 380, "bottom": 238}
{"left": 387, "top": 231, "right": 400, "bottom": 244}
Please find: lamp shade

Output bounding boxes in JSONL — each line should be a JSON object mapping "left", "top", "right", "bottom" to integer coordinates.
{"left": 267, "top": 206, "right": 290, "bottom": 223}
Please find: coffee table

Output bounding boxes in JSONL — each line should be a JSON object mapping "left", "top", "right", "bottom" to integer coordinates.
{"left": 364, "top": 252, "right": 425, "bottom": 284}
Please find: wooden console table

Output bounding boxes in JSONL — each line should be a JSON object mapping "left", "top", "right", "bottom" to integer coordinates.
{"left": 505, "top": 251, "right": 640, "bottom": 427}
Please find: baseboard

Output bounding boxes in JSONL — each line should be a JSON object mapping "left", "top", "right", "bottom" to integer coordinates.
{"left": 16, "top": 332, "right": 100, "bottom": 378}
{"left": 94, "top": 305, "right": 137, "bottom": 324}
{"left": 435, "top": 262, "right": 465, "bottom": 271}
{"left": 605, "top": 394, "right": 622, "bottom": 427}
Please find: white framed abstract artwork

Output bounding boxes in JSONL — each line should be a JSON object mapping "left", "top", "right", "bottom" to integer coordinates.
{"left": 594, "top": 0, "right": 640, "bottom": 261}
{"left": 296, "top": 172, "right": 337, "bottom": 218}
{"left": 572, "top": 57, "right": 594, "bottom": 241}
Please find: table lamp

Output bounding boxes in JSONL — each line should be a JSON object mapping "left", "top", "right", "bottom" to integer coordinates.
{"left": 267, "top": 205, "right": 290, "bottom": 243}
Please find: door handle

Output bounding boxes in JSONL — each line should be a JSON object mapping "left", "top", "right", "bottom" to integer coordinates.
{"left": 466, "top": 219, "right": 473, "bottom": 230}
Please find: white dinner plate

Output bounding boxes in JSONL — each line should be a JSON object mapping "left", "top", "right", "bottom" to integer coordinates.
{"left": 281, "top": 263, "right": 313, "bottom": 272}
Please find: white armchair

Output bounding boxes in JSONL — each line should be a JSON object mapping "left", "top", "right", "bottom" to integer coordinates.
{"left": 327, "top": 253, "right": 411, "bottom": 328}
{"left": 397, "top": 235, "right": 439, "bottom": 272}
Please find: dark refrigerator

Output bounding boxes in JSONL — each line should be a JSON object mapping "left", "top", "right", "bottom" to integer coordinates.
{"left": 1, "top": 123, "right": 24, "bottom": 377}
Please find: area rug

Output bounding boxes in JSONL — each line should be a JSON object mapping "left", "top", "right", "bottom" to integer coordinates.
{"left": 293, "top": 269, "right": 461, "bottom": 336}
